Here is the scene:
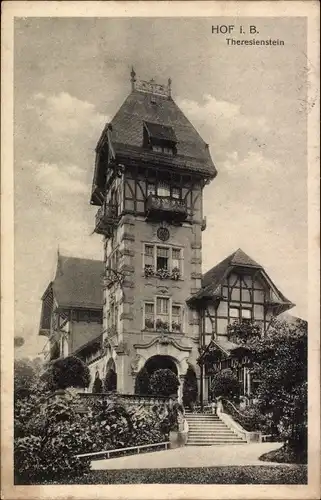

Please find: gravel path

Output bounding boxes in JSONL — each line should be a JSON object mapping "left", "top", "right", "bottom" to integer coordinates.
{"left": 91, "top": 442, "right": 284, "bottom": 470}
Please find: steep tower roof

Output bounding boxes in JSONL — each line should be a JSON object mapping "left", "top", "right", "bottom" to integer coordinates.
{"left": 91, "top": 72, "right": 216, "bottom": 203}
{"left": 109, "top": 90, "right": 214, "bottom": 170}
{"left": 52, "top": 255, "right": 104, "bottom": 309}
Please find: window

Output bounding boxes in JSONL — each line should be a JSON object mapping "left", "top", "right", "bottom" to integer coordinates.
{"left": 144, "top": 298, "right": 183, "bottom": 333}
{"left": 156, "top": 247, "right": 169, "bottom": 270}
{"left": 241, "top": 308, "right": 252, "bottom": 320}
{"left": 157, "top": 297, "right": 169, "bottom": 315}
{"left": 229, "top": 306, "right": 252, "bottom": 321}
{"left": 147, "top": 183, "right": 156, "bottom": 195}
{"left": 172, "top": 248, "right": 181, "bottom": 270}
{"left": 152, "top": 144, "right": 174, "bottom": 155}
{"left": 143, "top": 244, "right": 183, "bottom": 277}
{"left": 172, "top": 187, "right": 180, "bottom": 199}
{"left": 229, "top": 307, "right": 239, "bottom": 318}
{"left": 157, "top": 182, "right": 171, "bottom": 197}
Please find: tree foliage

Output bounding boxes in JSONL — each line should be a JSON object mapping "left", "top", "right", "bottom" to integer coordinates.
{"left": 182, "top": 365, "right": 198, "bottom": 407}
{"left": 227, "top": 319, "right": 261, "bottom": 344}
{"left": 43, "top": 356, "right": 91, "bottom": 391}
{"left": 104, "top": 368, "right": 117, "bottom": 392}
{"left": 210, "top": 368, "right": 241, "bottom": 400}
{"left": 248, "top": 318, "right": 307, "bottom": 449}
{"left": 14, "top": 336, "right": 25, "bottom": 348}
{"left": 149, "top": 368, "right": 179, "bottom": 397}
{"left": 134, "top": 366, "right": 150, "bottom": 395}
{"left": 14, "top": 358, "right": 39, "bottom": 400}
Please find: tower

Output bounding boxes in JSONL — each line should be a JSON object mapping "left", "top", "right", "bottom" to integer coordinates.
{"left": 90, "top": 70, "right": 217, "bottom": 397}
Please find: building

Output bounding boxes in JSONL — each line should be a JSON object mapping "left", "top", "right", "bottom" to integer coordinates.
{"left": 188, "top": 248, "right": 294, "bottom": 402}
{"left": 39, "top": 72, "right": 294, "bottom": 400}
{"left": 39, "top": 254, "right": 104, "bottom": 363}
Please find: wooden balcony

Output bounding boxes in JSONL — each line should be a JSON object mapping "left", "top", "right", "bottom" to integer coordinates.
{"left": 145, "top": 194, "right": 188, "bottom": 222}
{"left": 95, "top": 203, "right": 119, "bottom": 236}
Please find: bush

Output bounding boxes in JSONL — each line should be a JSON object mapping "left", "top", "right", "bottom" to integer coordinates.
{"left": 182, "top": 365, "right": 198, "bottom": 408}
{"left": 210, "top": 368, "right": 241, "bottom": 400}
{"left": 43, "top": 356, "right": 91, "bottom": 391}
{"left": 92, "top": 375, "right": 103, "bottom": 393}
{"left": 104, "top": 368, "right": 117, "bottom": 392}
{"left": 14, "top": 359, "right": 38, "bottom": 400}
{"left": 14, "top": 395, "right": 92, "bottom": 483}
{"left": 127, "top": 406, "right": 164, "bottom": 445}
{"left": 149, "top": 369, "right": 179, "bottom": 397}
{"left": 135, "top": 367, "right": 150, "bottom": 395}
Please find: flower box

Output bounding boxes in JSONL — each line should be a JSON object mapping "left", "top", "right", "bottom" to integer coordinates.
{"left": 171, "top": 267, "right": 181, "bottom": 281}
{"left": 171, "top": 322, "right": 181, "bottom": 333}
{"left": 144, "top": 265, "right": 155, "bottom": 278}
{"left": 156, "top": 319, "right": 169, "bottom": 331}
{"left": 144, "top": 318, "right": 155, "bottom": 330}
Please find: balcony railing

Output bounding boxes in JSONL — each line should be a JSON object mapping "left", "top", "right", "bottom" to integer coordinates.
{"left": 145, "top": 194, "right": 187, "bottom": 222}
{"left": 95, "top": 203, "right": 119, "bottom": 236}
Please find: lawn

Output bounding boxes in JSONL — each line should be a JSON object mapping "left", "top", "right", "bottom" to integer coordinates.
{"left": 17, "top": 465, "right": 307, "bottom": 485}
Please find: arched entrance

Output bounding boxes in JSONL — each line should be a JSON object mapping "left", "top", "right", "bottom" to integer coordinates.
{"left": 144, "top": 355, "right": 178, "bottom": 376}
{"left": 104, "top": 358, "right": 117, "bottom": 392}
{"left": 139, "top": 355, "right": 179, "bottom": 397}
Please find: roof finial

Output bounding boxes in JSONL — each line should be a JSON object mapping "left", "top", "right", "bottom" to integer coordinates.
{"left": 130, "top": 66, "right": 136, "bottom": 91}
{"left": 168, "top": 78, "right": 172, "bottom": 98}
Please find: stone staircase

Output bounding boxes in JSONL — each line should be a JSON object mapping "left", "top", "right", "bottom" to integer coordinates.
{"left": 185, "top": 411, "right": 247, "bottom": 446}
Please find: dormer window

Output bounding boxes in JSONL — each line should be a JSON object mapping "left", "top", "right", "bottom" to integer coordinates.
{"left": 143, "top": 121, "right": 177, "bottom": 155}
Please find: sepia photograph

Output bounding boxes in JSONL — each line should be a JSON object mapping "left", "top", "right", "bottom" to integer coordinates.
{"left": 1, "top": 2, "right": 320, "bottom": 499}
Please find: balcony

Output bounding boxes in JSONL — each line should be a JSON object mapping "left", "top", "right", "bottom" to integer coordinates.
{"left": 95, "top": 203, "right": 119, "bottom": 236}
{"left": 145, "top": 194, "right": 187, "bottom": 222}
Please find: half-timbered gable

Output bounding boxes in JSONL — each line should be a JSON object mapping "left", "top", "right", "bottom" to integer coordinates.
{"left": 188, "top": 248, "right": 294, "bottom": 401}
{"left": 38, "top": 255, "right": 104, "bottom": 363}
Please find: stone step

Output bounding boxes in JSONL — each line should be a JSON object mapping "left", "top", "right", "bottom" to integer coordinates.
{"left": 188, "top": 437, "right": 243, "bottom": 442}
{"left": 186, "top": 442, "right": 246, "bottom": 446}
{"left": 189, "top": 429, "right": 237, "bottom": 436}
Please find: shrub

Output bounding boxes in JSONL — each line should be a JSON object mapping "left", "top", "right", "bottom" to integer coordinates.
{"left": 127, "top": 406, "right": 164, "bottom": 445}
{"left": 14, "top": 395, "right": 92, "bottom": 483}
{"left": 135, "top": 367, "right": 150, "bottom": 395}
{"left": 210, "top": 368, "right": 241, "bottom": 400}
{"left": 92, "top": 375, "right": 103, "bottom": 393}
{"left": 149, "top": 369, "right": 179, "bottom": 397}
{"left": 182, "top": 365, "right": 198, "bottom": 408}
{"left": 14, "top": 359, "right": 38, "bottom": 400}
{"left": 104, "top": 368, "right": 117, "bottom": 392}
{"left": 43, "top": 356, "right": 91, "bottom": 391}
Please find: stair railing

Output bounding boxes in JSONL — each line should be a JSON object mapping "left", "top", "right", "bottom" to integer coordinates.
{"left": 220, "top": 398, "right": 257, "bottom": 432}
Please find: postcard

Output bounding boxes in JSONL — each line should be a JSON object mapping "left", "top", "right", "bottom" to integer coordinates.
{"left": 1, "top": 1, "right": 320, "bottom": 499}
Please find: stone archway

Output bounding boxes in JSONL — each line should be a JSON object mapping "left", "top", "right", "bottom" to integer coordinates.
{"left": 144, "top": 355, "right": 178, "bottom": 376}
{"left": 143, "top": 355, "right": 179, "bottom": 397}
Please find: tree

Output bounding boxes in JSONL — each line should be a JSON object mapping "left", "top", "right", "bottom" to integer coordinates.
{"left": 210, "top": 368, "right": 241, "bottom": 400}
{"left": 92, "top": 372, "right": 103, "bottom": 393}
{"left": 149, "top": 369, "right": 179, "bottom": 397}
{"left": 227, "top": 319, "right": 261, "bottom": 344}
{"left": 43, "top": 356, "right": 91, "bottom": 391}
{"left": 182, "top": 365, "right": 198, "bottom": 408}
{"left": 134, "top": 367, "right": 150, "bottom": 395}
{"left": 104, "top": 368, "right": 117, "bottom": 392}
{"left": 14, "top": 336, "right": 25, "bottom": 349}
{"left": 248, "top": 318, "right": 307, "bottom": 452}
{"left": 14, "top": 358, "right": 38, "bottom": 400}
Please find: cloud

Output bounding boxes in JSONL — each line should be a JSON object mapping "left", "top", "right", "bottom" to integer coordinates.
{"left": 177, "top": 94, "right": 270, "bottom": 161}
{"left": 31, "top": 160, "right": 88, "bottom": 195}
{"left": 221, "top": 150, "right": 279, "bottom": 180}
{"left": 29, "top": 91, "right": 107, "bottom": 136}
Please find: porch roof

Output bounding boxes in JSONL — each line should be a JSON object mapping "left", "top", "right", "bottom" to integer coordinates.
{"left": 198, "top": 337, "right": 251, "bottom": 365}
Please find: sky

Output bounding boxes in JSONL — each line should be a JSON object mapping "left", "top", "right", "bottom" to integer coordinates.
{"left": 14, "top": 17, "right": 308, "bottom": 358}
